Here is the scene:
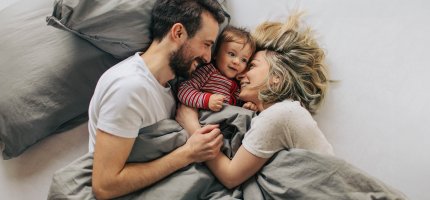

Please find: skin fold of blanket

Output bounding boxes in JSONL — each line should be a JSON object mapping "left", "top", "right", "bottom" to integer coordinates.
{"left": 47, "top": 105, "right": 407, "bottom": 200}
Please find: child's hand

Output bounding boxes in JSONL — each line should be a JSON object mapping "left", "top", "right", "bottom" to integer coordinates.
{"left": 209, "top": 94, "right": 225, "bottom": 111}
{"left": 243, "top": 102, "right": 258, "bottom": 111}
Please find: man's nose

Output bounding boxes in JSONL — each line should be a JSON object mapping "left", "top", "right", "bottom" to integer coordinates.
{"left": 202, "top": 49, "right": 211, "bottom": 63}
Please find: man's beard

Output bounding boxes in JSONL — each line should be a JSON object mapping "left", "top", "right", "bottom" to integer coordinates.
{"left": 169, "top": 44, "right": 194, "bottom": 80}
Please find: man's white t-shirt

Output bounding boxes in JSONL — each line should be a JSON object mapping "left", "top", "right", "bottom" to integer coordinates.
{"left": 242, "top": 100, "right": 334, "bottom": 158}
{"left": 88, "top": 52, "right": 176, "bottom": 152}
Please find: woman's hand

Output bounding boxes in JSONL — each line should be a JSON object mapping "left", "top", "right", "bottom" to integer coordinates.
{"left": 176, "top": 104, "right": 201, "bottom": 135}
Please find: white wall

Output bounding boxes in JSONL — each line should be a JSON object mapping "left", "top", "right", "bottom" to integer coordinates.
{"left": 226, "top": 0, "right": 430, "bottom": 199}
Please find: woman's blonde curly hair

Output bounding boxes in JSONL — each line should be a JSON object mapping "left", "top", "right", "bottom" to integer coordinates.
{"left": 252, "top": 12, "right": 329, "bottom": 114}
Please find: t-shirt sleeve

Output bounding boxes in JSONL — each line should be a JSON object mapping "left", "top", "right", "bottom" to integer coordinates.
{"left": 96, "top": 77, "right": 146, "bottom": 138}
{"left": 242, "top": 102, "right": 334, "bottom": 158}
{"left": 242, "top": 108, "right": 290, "bottom": 158}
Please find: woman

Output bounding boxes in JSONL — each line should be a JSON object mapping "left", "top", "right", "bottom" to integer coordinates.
{"left": 176, "top": 12, "right": 334, "bottom": 189}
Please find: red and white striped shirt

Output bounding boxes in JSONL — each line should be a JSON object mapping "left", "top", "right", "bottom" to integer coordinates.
{"left": 178, "top": 63, "right": 240, "bottom": 109}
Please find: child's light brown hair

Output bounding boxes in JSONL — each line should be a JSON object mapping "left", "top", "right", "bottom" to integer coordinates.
{"left": 213, "top": 26, "right": 256, "bottom": 59}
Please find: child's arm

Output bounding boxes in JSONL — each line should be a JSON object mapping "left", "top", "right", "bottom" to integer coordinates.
{"left": 177, "top": 65, "right": 214, "bottom": 109}
{"left": 205, "top": 146, "right": 268, "bottom": 189}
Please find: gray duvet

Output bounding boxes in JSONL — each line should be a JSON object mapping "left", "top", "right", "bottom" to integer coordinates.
{"left": 48, "top": 105, "right": 406, "bottom": 200}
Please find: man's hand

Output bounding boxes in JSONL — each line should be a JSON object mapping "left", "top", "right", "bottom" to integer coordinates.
{"left": 209, "top": 94, "right": 225, "bottom": 111}
{"left": 242, "top": 102, "right": 258, "bottom": 111}
{"left": 183, "top": 124, "right": 223, "bottom": 162}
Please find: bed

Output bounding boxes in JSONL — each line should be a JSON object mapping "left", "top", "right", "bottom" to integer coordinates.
{"left": 1, "top": 0, "right": 429, "bottom": 199}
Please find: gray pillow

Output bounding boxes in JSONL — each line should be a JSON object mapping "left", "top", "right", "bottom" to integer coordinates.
{"left": 0, "top": 0, "right": 120, "bottom": 159}
{"left": 46, "top": 0, "right": 157, "bottom": 59}
{"left": 46, "top": 0, "right": 230, "bottom": 59}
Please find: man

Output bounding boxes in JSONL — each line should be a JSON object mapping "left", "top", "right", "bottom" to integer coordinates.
{"left": 88, "top": 0, "right": 226, "bottom": 199}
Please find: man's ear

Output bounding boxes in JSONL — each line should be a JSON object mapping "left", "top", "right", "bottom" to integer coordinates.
{"left": 171, "top": 23, "right": 187, "bottom": 43}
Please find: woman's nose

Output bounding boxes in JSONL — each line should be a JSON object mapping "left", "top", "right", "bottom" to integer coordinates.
{"left": 236, "top": 72, "right": 245, "bottom": 81}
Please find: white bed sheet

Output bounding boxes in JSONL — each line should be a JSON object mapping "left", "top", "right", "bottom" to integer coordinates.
{"left": 0, "top": 123, "right": 88, "bottom": 199}
{"left": 225, "top": 1, "right": 428, "bottom": 199}
{"left": 1, "top": 0, "right": 429, "bottom": 199}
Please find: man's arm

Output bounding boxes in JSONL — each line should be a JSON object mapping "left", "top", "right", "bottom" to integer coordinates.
{"left": 92, "top": 125, "right": 223, "bottom": 199}
{"left": 175, "top": 104, "right": 201, "bottom": 136}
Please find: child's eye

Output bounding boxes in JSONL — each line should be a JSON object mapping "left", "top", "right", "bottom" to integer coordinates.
{"left": 241, "top": 58, "right": 248, "bottom": 63}
{"left": 228, "top": 52, "right": 235, "bottom": 57}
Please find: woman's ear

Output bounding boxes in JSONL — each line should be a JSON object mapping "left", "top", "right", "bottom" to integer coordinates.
{"left": 272, "top": 76, "right": 281, "bottom": 84}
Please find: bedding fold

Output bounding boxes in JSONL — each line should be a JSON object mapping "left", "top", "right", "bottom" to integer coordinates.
{"left": 48, "top": 105, "right": 406, "bottom": 200}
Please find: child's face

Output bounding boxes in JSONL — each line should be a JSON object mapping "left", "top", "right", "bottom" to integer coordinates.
{"left": 215, "top": 42, "right": 252, "bottom": 79}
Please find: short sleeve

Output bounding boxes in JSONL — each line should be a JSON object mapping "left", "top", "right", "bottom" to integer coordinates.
{"left": 242, "top": 101, "right": 334, "bottom": 158}
{"left": 97, "top": 77, "right": 147, "bottom": 138}
{"left": 242, "top": 107, "right": 290, "bottom": 158}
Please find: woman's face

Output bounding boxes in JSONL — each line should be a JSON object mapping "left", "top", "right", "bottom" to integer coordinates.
{"left": 238, "top": 51, "right": 271, "bottom": 103}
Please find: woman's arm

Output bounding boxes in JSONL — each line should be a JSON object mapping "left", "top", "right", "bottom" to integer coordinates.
{"left": 205, "top": 146, "right": 268, "bottom": 189}
{"left": 176, "top": 104, "right": 268, "bottom": 189}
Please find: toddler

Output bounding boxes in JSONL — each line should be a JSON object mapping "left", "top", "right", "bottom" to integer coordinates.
{"left": 178, "top": 26, "right": 256, "bottom": 111}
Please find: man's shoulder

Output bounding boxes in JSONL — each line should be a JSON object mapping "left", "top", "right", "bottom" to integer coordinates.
{"left": 101, "top": 58, "right": 151, "bottom": 86}
{"left": 96, "top": 71, "right": 153, "bottom": 101}
{"left": 104, "top": 53, "right": 145, "bottom": 75}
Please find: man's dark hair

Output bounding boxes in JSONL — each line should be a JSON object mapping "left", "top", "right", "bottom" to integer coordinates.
{"left": 151, "top": 0, "right": 226, "bottom": 41}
